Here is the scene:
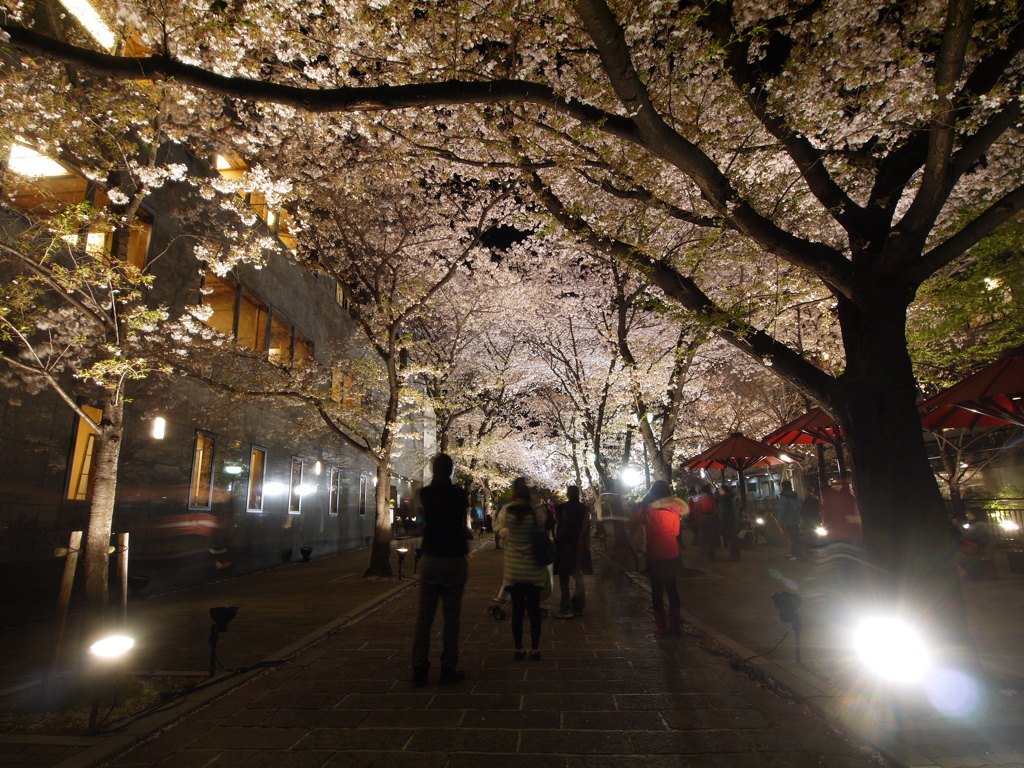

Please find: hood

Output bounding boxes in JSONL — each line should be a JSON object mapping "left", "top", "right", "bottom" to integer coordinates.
{"left": 648, "top": 496, "right": 686, "bottom": 510}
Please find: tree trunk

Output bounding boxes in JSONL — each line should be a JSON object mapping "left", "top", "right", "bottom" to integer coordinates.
{"left": 830, "top": 294, "right": 971, "bottom": 653}
{"left": 81, "top": 394, "right": 124, "bottom": 644}
{"left": 363, "top": 462, "right": 395, "bottom": 578}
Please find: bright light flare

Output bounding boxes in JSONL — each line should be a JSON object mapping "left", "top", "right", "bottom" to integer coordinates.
{"left": 90, "top": 635, "right": 135, "bottom": 659}
{"left": 852, "top": 617, "right": 931, "bottom": 683}
{"left": 999, "top": 519, "right": 1020, "bottom": 532}
{"left": 296, "top": 484, "right": 317, "bottom": 496}
{"left": 264, "top": 481, "right": 287, "bottom": 496}
{"left": 620, "top": 467, "right": 643, "bottom": 488}
{"left": 815, "top": 526, "right": 828, "bottom": 537}
{"left": 755, "top": 517, "right": 765, "bottom": 525}
{"left": 151, "top": 416, "right": 166, "bottom": 440}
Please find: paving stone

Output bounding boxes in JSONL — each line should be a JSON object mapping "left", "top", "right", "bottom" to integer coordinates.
{"left": 186, "top": 725, "right": 308, "bottom": 750}
{"left": 562, "top": 710, "right": 667, "bottom": 731}
{"left": 461, "top": 709, "right": 558, "bottom": 730}
{"left": 291, "top": 727, "right": 413, "bottom": 751}
{"left": 359, "top": 708, "right": 463, "bottom": 728}
{"left": 519, "top": 729, "right": 632, "bottom": 755}
{"left": 405, "top": 727, "right": 520, "bottom": 752}
{"left": 259, "top": 708, "right": 369, "bottom": 728}
{"left": 522, "top": 693, "right": 617, "bottom": 711}
{"left": 205, "top": 749, "right": 333, "bottom": 768}
{"left": 629, "top": 728, "right": 752, "bottom": 754}
{"left": 662, "top": 708, "right": 771, "bottom": 730}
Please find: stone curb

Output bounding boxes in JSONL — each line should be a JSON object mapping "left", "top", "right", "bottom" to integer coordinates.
{"left": 599, "top": 549, "right": 939, "bottom": 768}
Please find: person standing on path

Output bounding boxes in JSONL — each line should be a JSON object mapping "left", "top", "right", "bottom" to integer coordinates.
{"left": 552, "top": 485, "right": 593, "bottom": 619}
{"left": 716, "top": 485, "right": 740, "bottom": 562}
{"left": 496, "top": 478, "right": 549, "bottom": 660}
{"left": 630, "top": 480, "right": 686, "bottom": 636}
{"left": 693, "top": 485, "right": 720, "bottom": 561}
{"left": 778, "top": 479, "right": 803, "bottom": 560}
{"left": 411, "top": 453, "right": 470, "bottom": 686}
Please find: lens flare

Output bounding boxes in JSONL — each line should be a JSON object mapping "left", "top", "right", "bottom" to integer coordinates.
{"left": 90, "top": 635, "right": 135, "bottom": 659}
{"left": 924, "top": 668, "right": 981, "bottom": 717}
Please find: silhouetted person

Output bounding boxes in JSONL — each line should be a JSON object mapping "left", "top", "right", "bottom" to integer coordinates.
{"left": 411, "top": 453, "right": 470, "bottom": 686}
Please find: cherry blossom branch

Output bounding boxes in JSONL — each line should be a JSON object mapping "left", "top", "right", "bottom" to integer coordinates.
{"left": 573, "top": 0, "right": 857, "bottom": 294}
{"left": 910, "top": 181, "right": 1024, "bottom": 284}
{"left": 3, "top": 24, "right": 640, "bottom": 143}
{"left": 525, "top": 171, "right": 835, "bottom": 402}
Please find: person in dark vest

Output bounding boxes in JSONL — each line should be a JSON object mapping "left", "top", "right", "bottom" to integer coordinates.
{"left": 411, "top": 453, "right": 470, "bottom": 686}
{"left": 716, "top": 485, "right": 740, "bottom": 561}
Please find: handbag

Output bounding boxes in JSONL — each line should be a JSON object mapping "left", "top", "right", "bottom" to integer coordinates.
{"left": 530, "top": 509, "right": 556, "bottom": 566}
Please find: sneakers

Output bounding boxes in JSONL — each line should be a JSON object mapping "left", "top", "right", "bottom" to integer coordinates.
{"left": 553, "top": 609, "right": 574, "bottom": 619}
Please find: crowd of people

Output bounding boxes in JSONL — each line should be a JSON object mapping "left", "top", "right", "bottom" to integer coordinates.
{"left": 408, "top": 453, "right": 860, "bottom": 685}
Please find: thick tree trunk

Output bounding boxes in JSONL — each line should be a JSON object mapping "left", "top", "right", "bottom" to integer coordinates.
{"left": 81, "top": 395, "right": 124, "bottom": 645}
{"left": 830, "top": 294, "right": 971, "bottom": 652}
{"left": 363, "top": 462, "right": 395, "bottom": 578}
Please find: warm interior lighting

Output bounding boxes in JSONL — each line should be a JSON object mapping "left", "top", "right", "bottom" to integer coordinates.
{"left": 314, "top": 460, "right": 323, "bottom": 475}
{"left": 7, "top": 144, "right": 69, "bottom": 177}
{"left": 58, "top": 0, "right": 116, "bottom": 50}
{"left": 152, "top": 416, "right": 166, "bottom": 440}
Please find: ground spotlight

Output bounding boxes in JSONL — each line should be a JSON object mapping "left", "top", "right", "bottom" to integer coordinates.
{"left": 772, "top": 591, "right": 802, "bottom": 661}
{"left": 209, "top": 606, "right": 239, "bottom": 677}
{"left": 852, "top": 616, "right": 931, "bottom": 683}
{"left": 396, "top": 548, "right": 408, "bottom": 580}
{"left": 88, "top": 635, "right": 134, "bottom": 732}
{"left": 300, "top": 546, "right": 313, "bottom": 562}
{"left": 815, "top": 526, "right": 828, "bottom": 537}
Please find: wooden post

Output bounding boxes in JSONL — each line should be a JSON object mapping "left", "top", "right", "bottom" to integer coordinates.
{"left": 43, "top": 530, "right": 83, "bottom": 700}
{"left": 115, "top": 533, "right": 129, "bottom": 629}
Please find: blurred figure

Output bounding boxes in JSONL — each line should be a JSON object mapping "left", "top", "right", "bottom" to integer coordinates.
{"left": 820, "top": 478, "right": 862, "bottom": 545}
{"left": 778, "top": 480, "right": 802, "bottom": 560}
{"left": 692, "top": 485, "right": 719, "bottom": 561}
{"left": 496, "top": 478, "right": 549, "bottom": 660}
{"left": 716, "top": 486, "right": 740, "bottom": 561}
{"left": 552, "top": 485, "right": 592, "bottom": 618}
{"left": 630, "top": 480, "right": 686, "bottom": 636}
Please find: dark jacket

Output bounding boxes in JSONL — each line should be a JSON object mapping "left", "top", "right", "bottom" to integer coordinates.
{"left": 419, "top": 481, "right": 470, "bottom": 558}
{"left": 553, "top": 500, "right": 593, "bottom": 576}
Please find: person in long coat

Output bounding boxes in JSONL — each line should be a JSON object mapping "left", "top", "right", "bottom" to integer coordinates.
{"left": 552, "top": 485, "right": 593, "bottom": 618}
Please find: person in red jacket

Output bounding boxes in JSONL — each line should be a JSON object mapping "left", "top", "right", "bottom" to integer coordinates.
{"left": 630, "top": 480, "right": 687, "bottom": 636}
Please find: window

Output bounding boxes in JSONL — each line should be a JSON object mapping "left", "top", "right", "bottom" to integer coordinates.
{"left": 289, "top": 458, "right": 304, "bottom": 514}
{"left": 358, "top": 474, "right": 368, "bottom": 516}
{"left": 294, "top": 330, "right": 313, "bottom": 363}
{"left": 329, "top": 467, "right": 342, "bottom": 516}
{"left": 189, "top": 432, "right": 216, "bottom": 509}
{"left": 335, "top": 283, "right": 350, "bottom": 312}
{"left": 268, "top": 311, "right": 294, "bottom": 367}
{"left": 237, "top": 288, "right": 269, "bottom": 351}
{"left": 202, "top": 272, "right": 239, "bottom": 336}
{"left": 214, "top": 153, "right": 296, "bottom": 254}
{"left": 67, "top": 404, "right": 102, "bottom": 501}
{"left": 248, "top": 446, "right": 267, "bottom": 512}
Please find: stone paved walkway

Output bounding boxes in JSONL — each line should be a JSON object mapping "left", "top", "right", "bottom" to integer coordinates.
{"left": 103, "top": 546, "right": 880, "bottom": 768}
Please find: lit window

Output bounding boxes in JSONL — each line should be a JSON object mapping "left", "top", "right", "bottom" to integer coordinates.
{"left": 189, "top": 432, "right": 216, "bottom": 509}
{"left": 248, "top": 446, "right": 266, "bottom": 512}
{"left": 294, "top": 329, "right": 313, "bottom": 363}
{"left": 330, "top": 467, "right": 342, "bottom": 516}
{"left": 289, "top": 458, "right": 304, "bottom": 514}
{"left": 358, "top": 474, "right": 368, "bottom": 516}
{"left": 237, "top": 288, "right": 269, "bottom": 351}
{"left": 125, "top": 213, "right": 153, "bottom": 269}
{"left": 201, "top": 272, "right": 239, "bottom": 336}
{"left": 335, "top": 283, "right": 350, "bottom": 312}
{"left": 268, "top": 311, "right": 294, "bottom": 366}
{"left": 214, "top": 153, "right": 248, "bottom": 181}
{"left": 67, "top": 404, "right": 102, "bottom": 501}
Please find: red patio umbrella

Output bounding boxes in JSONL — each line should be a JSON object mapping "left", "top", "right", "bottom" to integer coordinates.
{"left": 762, "top": 407, "right": 848, "bottom": 480}
{"left": 919, "top": 354, "right": 1024, "bottom": 430}
{"left": 683, "top": 432, "right": 804, "bottom": 510}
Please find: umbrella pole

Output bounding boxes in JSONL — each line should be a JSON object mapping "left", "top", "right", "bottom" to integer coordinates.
{"left": 737, "top": 468, "right": 747, "bottom": 513}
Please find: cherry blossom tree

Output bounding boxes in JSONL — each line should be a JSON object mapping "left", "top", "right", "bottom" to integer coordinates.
{"left": 8, "top": 0, "right": 1024, "bottom": 646}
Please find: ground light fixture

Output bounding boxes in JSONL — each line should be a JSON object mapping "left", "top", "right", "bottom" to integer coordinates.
{"left": 88, "top": 635, "right": 135, "bottom": 733}
{"left": 851, "top": 616, "right": 931, "bottom": 683}
{"left": 208, "top": 606, "right": 239, "bottom": 678}
{"left": 396, "top": 548, "right": 409, "bottom": 580}
{"left": 771, "top": 591, "right": 802, "bottom": 662}
{"left": 815, "top": 526, "right": 828, "bottom": 537}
